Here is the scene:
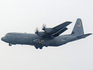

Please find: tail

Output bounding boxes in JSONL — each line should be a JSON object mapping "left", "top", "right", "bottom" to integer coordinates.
{"left": 71, "top": 18, "right": 84, "bottom": 36}
{"left": 71, "top": 18, "right": 92, "bottom": 39}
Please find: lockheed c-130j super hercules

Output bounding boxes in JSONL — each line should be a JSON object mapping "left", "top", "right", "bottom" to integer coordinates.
{"left": 1, "top": 18, "right": 92, "bottom": 49}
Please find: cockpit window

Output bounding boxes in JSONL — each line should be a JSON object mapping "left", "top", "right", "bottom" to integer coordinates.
{"left": 5, "top": 33, "right": 11, "bottom": 36}
{"left": 5, "top": 33, "right": 21, "bottom": 37}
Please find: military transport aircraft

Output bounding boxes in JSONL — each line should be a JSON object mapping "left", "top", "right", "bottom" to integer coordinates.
{"left": 1, "top": 18, "right": 92, "bottom": 49}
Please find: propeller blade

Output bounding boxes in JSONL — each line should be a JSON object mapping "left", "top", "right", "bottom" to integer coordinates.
{"left": 42, "top": 24, "right": 46, "bottom": 30}
{"left": 35, "top": 28, "right": 39, "bottom": 34}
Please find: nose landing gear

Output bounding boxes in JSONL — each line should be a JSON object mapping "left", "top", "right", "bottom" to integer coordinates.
{"left": 9, "top": 43, "right": 12, "bottom": 46}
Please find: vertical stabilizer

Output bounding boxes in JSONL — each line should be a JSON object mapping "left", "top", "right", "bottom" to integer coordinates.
{"left": 71, "top": 18, "right": 84, "bottom": 36}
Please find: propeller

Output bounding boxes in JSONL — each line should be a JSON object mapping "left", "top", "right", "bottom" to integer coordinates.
{"left": 42, "top": 24, "right": 46, "bottom": 30}
{"left": 35, "top": 28, "right": 39, "bottom": 34}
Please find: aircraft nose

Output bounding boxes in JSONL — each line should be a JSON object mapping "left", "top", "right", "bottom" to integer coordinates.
{"left": 1, "top": 37, "right": 5, "bottom": 41}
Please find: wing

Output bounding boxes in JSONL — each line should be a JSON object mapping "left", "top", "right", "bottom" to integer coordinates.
{"left": 52, "top": 21, "right": 71, "bottom": 32}
{"left": 51, "top": 21, "right": 72, "bottom": 37}
{"left": 35, "top": 21, "right": 72, "bottom": 38}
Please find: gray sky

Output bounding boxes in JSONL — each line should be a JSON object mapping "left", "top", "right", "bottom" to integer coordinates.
{"left": 0, "top": 0, "right": 93, "bottom": 70}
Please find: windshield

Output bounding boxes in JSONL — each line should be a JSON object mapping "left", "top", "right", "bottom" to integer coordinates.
{"left": 5, "top": 33, "right": 11, "bottom": 36}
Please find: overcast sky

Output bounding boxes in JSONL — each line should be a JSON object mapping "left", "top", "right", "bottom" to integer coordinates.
{"left": 0, "top": 0, "right": 93, "bottom": 70}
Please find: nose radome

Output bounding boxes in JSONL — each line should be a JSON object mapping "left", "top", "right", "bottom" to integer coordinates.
{"left": 1, "top": 37, "right": 4, "bottom": 41}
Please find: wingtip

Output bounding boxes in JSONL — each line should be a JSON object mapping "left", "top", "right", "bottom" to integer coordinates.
{"left": 65, "top": 21, "right": 72, "bottom": 23}
{"left": 65, "top": 21, "right": 72, "bottom": 22}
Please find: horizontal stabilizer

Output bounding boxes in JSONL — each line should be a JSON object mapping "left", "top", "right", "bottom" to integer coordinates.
{"left": 77, "top": 33, "right": 92, "bottom": 39}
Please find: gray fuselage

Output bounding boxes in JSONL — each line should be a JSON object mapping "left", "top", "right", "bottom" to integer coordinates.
{"left": 1, "top": 33, "right": 76, "bottom": 47}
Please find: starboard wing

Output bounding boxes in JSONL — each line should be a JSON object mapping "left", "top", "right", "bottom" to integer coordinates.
{"left": 35, "top": 21, "right": 72, "bottom": 38}
{"left": 51, "top": 21, "right": 72, "bottom": 37}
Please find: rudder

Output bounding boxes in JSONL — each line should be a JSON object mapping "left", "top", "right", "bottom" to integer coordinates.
{"left": 71, "top": 18, "right": 84, "bottom": 36}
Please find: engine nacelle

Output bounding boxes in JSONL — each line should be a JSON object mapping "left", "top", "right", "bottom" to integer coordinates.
{"left": 35, "top": 31, "right": 46, "bottom": 37}
{"left": 42, "top": 28, "right": 53, "bottom": 33}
